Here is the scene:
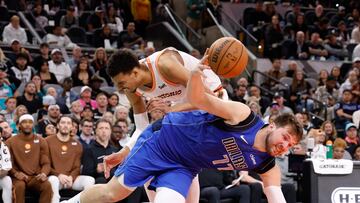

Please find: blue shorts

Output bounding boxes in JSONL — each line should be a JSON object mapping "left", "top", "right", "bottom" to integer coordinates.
{"left": 114, "top": 126, "right": 198, "bottom": 197}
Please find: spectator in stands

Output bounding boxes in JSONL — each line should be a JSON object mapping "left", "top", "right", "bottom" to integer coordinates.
{"left": 79, "top": 119, "right": 94, "bottom": 149}
{"left": 313, "top": 4, "right": 325, "bottom": 25}
{"left": 16, "top": 81, "right": 42, "bottom": 114}
{"left": 330, "top": 66, "right": 343, "bottom": 86}
{"left": 45, "top": 87, "right": 57, "bottom": 100}
{"left": 186, "top": 0, "right": 206, "bottom": 31}
{"left": 290, "top": 71, "right": 314, "bottom": 112}
{"left": 339, "top": 70, "right": 358, "bottom": 96}
{"left": 113, "top": 105, "right": 130, "bottom": 121}
{"left": 0, "top": 97, "right": 16, "bottom": 124}
{"left": 264, "top": 92, "right": 293, "bottom": 117}
{"left": 60, "top": 6, "right": 79, "bottom": 29}
{"left": 107, "top": 93, "right": 119, "bottom": 112}
{"left": 230, "top": 85, "right": 247, "bottom": 103}
{"left": 314, "top": 76, "right": 339, "bottom": 109}
{"left": 248, "top": 85, "right": 270, "bottom": 114}
{"left": 199, "top": 169, "right": 251, "bottom": 203}
{"left": 110, "top": 124, "right": 123, "bottom": 150}
{"left": 32, "top": 43, "right": 50, "bottom": 72}
{"left": 44, "top": 123, "right": 56, "bottom": 137}
{"left": 324, "top": 33, "right": 348, "bottom": 60}
{"left": 71, "top": 57, "right": 93, "bottom": 87}
{"left": 8, "top": 53, "right": 35, "bottom": 85}
{"left": 344, "top": 123, "right": 359, "bottom": 155}
{"left": 2, "top": 15, "right": 27, "bottom": 45}
{"left": 0, "top": 120, "right": 13, "bottom": 140}
{"left": 0, "top": 71, "right": 13, "bottom": 110}
{"left": 107, "top": 5, "right": 123, "bottom": 33}
{"left": 352, "top": 145, "right": 360, "bottom": 160}
{"left": 330, "top": 6, "right": 347, "bottom": 27}
{"left": 37, "top": 60, "right": 58, "bottom": 85}
{"left": 308, "top": 32, "right": 328, "bottom": 60}
{"left": 48, "top": 49, "right": 72, "bottom": 83}
{"left": 318, "top": 69, "right": 329, "bottom": 86}
{"left": 101, "top": 111, "right": 114, "bottom": 124}
{"left": 87, "top": 6, "right": 106, "bottom": 31}
{"left": 114, "top": 119, "right": 130, "bottom": 142}
{"left": 351, "top": 20, "right": 360, "bottom": 43}
{"left": 47, "top": 116, "right": 95, "bottom": 203}
{"left": 287, "top": 31, "right": 309, "bottom": 60}
{"left": 264, "top": 58, "right": 285, "bottom": 88}
{"left": 333, "top": 138, "right": 352, "bottom": 159}
{"left": 56, "top": 77, "right": 73, "bottom": 114}
{"left": 336, "top": 21, "right": 350, "bottom": 45}
{"left": 89, "top": 74, "right": 105, "bottom": 98}
{"left": 290, "top": 14, "right": 309, "bottom": 40}
{"left": 321, "top": 120, "right": 337, "bottom": 143}
{"left": 44, "top": 25, "right": 76, "bottom": 48}
{"left": 78, "top": 86, "right": 97, "bottom": 109}
{"left": 334, "top": 89, "right": 360, "bottom": 136}
{"left": 131, "top": 0, "right": 151, "bottom": 37}
{"left": 69, "top": 100, "right": 83, "bottom": 121}
{"left": 92, "top": 24, "right": 116, "bottom": 48}
{"left": 0, "top": 49, "right": 13, "bottom": 72}
{"left": 37, "top": 104, "right": 60, "bottom": 136}
{"left": 93, "top": 93, "right": 109, "bottom": 121}
{"left": 0, "top": 126, "right": 12, "bottom": 203}
{"left": 285, "top": 61, "right": 298, "bottom": 78}
{"left": 66, "top": 46, "right": 82, "bottom": 71}
{"left": 82, "top": 119, "right": 117, "bottom": 184}
{"left": 33, "top": 3, "right": 48, "bottom": 30}
{"left": 117, "top": 22, "right": 145, "bottom": 49}
{"left": 245, "top": 0, "right": 267, "bottom": 27}
{"left": 9, "top": 105, "right": 28, "bottom": 134}
{"left": 5, "top": 40, "right": 22, "bottom": 65}
{"left": 264, "top": 14, "right": 283, "bottom": 59}
{"left": 6, "top": 114, "right": 53, "bottom": 203}
{"left": 91, "top": 48, "right": 112, "bottom": 85}
{"left": 36, "top": 94, "right": 56, "bottom": 122}
{"left": 314, "top": 17, "right": 330, "bottom": 40}
{"left": 286, "top": 2, "right": 303, "bottom": 25}
{"left": 81, "top": 105, "right": 94, "bottom": 121}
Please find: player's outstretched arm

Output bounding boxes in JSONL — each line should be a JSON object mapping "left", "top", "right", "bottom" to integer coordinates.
{"left": 186, "top": 56, "right": 251, "bottom": 124}
{"left": 259, "top": 165, "right": 286, "bottom": 203}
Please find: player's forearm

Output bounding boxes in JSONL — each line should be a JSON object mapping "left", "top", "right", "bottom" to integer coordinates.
{"left": 264, "top": 186, "right": 286, "bottom": 203}
{"left": 125, "top": 129, "right": 143, "bottom": 150}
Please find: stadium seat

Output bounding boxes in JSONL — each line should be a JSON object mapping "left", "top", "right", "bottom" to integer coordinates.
{"left": 100, "top": 86, "right": 117, "bottom": 95}
{"left": 70, "top": 86, "right": 83, "bottom": 96}
{"left": 67, "top": 26, "right": 89, "bottom": 46}
{"left": 305, "top": 78, "right": 318, "bottom": 89}
{"left": 279, "top": 76, "right": 293, "bottom": 87}
{"left": 43, "top": 84, "right": 64, "bottom": 95}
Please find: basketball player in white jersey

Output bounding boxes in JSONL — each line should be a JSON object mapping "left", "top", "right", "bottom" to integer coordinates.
{"left": 103, "top": 47, "right": 226, "bottom": 203}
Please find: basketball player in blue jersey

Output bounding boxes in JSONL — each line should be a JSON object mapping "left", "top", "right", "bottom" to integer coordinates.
{"left": 64, "top": 55, "right": 303, "bottom": 203}
{"left": 101, "top": 48, "right": 226, "bottom": 203}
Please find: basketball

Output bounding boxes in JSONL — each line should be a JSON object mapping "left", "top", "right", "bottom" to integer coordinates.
{"left": 208, "top": 37, "right": 248, "bottom": 78}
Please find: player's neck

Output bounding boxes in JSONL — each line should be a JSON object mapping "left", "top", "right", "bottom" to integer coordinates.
{"left": 253, "top": 126, "right": 269, "bottom": 153}
{"left": 140, "top": 63, "right": 154, "bottom": 89}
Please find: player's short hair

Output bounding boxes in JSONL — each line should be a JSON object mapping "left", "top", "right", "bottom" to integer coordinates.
{"left": 273, "top": 113, "right": 303, "bottom": 142}
{"left": 57, "top": 115, "right": 73, "bottom": 124}
{"left": 95, "top": 119, "right": 112, "bottom": 130}
{"left": 107, "top": 48, "right": 140, "bottom": 77}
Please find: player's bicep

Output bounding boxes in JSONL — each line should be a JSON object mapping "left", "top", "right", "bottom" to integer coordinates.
{"left": 259, "top": 164, "right": 281, "bottom": 187}
{"left": 157, "top": 54, "right": 190, "bottom": 87}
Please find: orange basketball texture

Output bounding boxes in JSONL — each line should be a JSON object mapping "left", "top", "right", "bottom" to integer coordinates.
{"left": 208, "top": 37, "right": 248, "bottom": 78}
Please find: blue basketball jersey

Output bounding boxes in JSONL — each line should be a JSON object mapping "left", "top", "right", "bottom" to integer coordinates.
{"left": 155, "top": 110, "right": 274, "bottom": 173}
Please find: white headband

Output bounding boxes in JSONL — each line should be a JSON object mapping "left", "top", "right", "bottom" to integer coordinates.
{"left": 19, "top": 114, "right": 34, "bottom": 123}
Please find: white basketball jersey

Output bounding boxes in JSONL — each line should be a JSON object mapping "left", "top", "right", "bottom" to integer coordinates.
{"left": 136, "top": 48, "right": 222, "bottom": 104}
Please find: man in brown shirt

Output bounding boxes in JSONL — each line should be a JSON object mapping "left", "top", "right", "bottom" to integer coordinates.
{"left": 5, "top": 114, "right": 52, "bottom": 203}
{"left": 47, "top": 116, "right": 95, "bottom": 203}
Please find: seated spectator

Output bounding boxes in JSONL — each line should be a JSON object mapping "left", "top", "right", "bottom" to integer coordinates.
{"left": 0, "top": 97, "right": 16, "bottom": 124}
{"left": 44, "top": 25, "right": 76, "bottom": 48}
{"left": 286, "top": 60, "right": 298, "bottom": 78}
{"left": 101, "top": 112, "right": 114, "bottom": 124}
{"left": 330, "top": 6, "right": 346, "bottom": 27}
{"left": 6, "top": 115, "right": 52, "bottom": 203}
{"left": 60, "top": 6, "right": 79, "bottom": 29}
{"left": 107, "top": 5, "right": 123, "bottom": 34}
{"left": 308, "top": 32, "right": 328, "bottom": 60}
{"left": 230, "top": 85, "right": 247, "bottom": 103}
{"left": 89, "top": 75, "right": 105, "bottom": 99}
{"left": 79, "top": 119, "right": 94, "bottom": 149}
{"left": 300, "top": 111, "right": 313, "bottom": 135}
{"left": 286, "top": 2, "right": 303, "bottom": 26}
{"left": 245, "top": 1, "right": 267, "bottom": 27}
{"left": 36, "top": 95, "right": 56, "bottom": 123}
{"left": 8, "top": 53, "right": 35, "bottom": 85}
{"left": 93, "top": 93, "right": 109, "bottom": 121}
{"left": 37, "top": 60, "right": 58, "bottom": 85}
{"left": 329, "top": 66, "right": 343, "bottom": 86}
{"left": 318, "top": 69, "right": 329, "bottom": 86}
{"left": 308, "top": 129, "right": 326, "bottom": 159}
{"left": 131, "top": 0, "right": 152, "bottom": 37}
{"left": 344, "top": 123, "right": 359, "bottom": 155}
{"left": 339, "top": 70, "right": 358, "bottom": 96}
{"left": 71, "top": 57, "right": 93, "bottom": 87}
{"left": 69, "top": 100, "right": 83, "bottom": 121}
{"left": 0, "top": 127, "right": 12, "bottom": 203}
{"left": 67, "top": 46, "right": 83, "bottom": 71}
{"left": 81, "top": 105, "right": 94, "bottom": 121}
{"left": 333, "top": 138, "right": 352, "bottom": 159}
{"left": 314, "top": 76, "right": 340, "bottom": 108}
{"left": 0, "top": 71, "right": 13, "bottom": 110}
{"left": 48, "top": 49, "right": 72, "bottom": 83}
{"left": 0, "top": 49, "right": 13, "bottom": 72}
{"left": 47, "top": 116, "right": 95, "bottom": 203}
{"left": 33, "top": 3, "right": 49, "bottom": 30}
{"left": 32, "top": 43, "right": 50, "bottom": 72}
{"left": 287, "top": 31, "right": 309, "bottom": 60}
{"left": 263, "top": 102, "right": 280, "bottom": 123}
{"left": 289, "top": 71, "right": 313, "bottom": 112}
{"left": 92, "top": 24, "right": 116, "bottom": 48}
{"left": 16, "top": 82, "right": 42, "bottom": 114}
{"left": 264, "top": 15, "right": 283, "bottom": 59}
{"left": 2, "top": 15, "right": 27, "bottom": 45}
{"left": 290, "top": 14, "right": 309, "bottom": 40}
{"left": 117, "top": 22, "right": 145, "bottom": 49}
{"left": 264, "top": 92, "right": 293, "bottom": 117}
{"left": 314, "top": 17, "right": 330, "bottom": 40}
{"left": 321, "top": 120, "right": 337, "bottom": 143}
{"left": 263, "top": 59, "right": 285, "bottom": 89}
{"left": 0, "top": 120, "right": 13, "bottom": 141}
{"left": 336, "top": 21, "right": 350, "bottom": 45}
{"left": 9, "top": 105, "right": 28, "bottom": 134}
{"left": 108, "top": 93, "right": 119, "bottom": 112}
{"left": 91, "top": 48, "right": 112, "bottom": 85}
{"left": 199, "top": 169, "right": 251, "bottom": 203}
{"left": 110, "top": 124, "right": 123, "bottom": 150}
{"left": 313, "top": 4, "right": 325, "bottom": 25}
{"left": 351, "top": 20, "right": 360, "bottom": 43}
{"left": 78, "top": 86, "right": 97, "bottom": 109}
{"left": 352, "top": 145, "right": 360, "bottom": 160}
{"left": 114, "top": 118, "right": 130, "bottom": 143}
{"left": 248, "top": 85, "right": 270, "bottom": 114}
{"left": 87, "top": 6, "right": 106, "bottom": 31}
{"left": 82, "top": 119, "right": 118, "bottom": 183}
{"left": 324, "top": 34, "right": 348, "bottom": 60}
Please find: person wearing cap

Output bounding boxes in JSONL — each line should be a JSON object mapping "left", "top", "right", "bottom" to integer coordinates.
{"left": 314, "top": 75, "right": 340, "bottom": 105}
{"left": 48, "top": 49, "right": 72, "bottom": 83}
{"left": 36, "top": 104, "right": 61, "bottom": 137}
{"left": 5, "top": 114, "right": 53, "bottom": 203}
{"left": 8, "top": 52, "right": 35, "bottom": 84}
{"left": 0, "top": 125, "right": 13, "bottom": 203}
{"left": 264, "top": 92, "right": 293, "bottom": 117}
{"left": 2, "top": 15, "right": 28, "bottom": 45}
{"left": 44, "top": 25, "right": 76, "bottom": 48}
{"left": 79, "top": 86, "right": 97, "bottom": 109}
{"left": 32, "top": 43, "right": 50, "bottom": 72}
{"left": 344, "top": 123, "right": 359, "bottom": 155}
{"left": 87, "top": 6, "right": 105, "bottom": 31}
{"left": 60, "top": 6, "right": 79, "bottom": 29}
{"left": 47, "top": 116, "right": 95, "bottom": 203}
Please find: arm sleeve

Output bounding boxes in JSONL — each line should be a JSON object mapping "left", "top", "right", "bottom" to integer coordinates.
{"left": 125, "top": 112, "right": 149, "bottom": 150}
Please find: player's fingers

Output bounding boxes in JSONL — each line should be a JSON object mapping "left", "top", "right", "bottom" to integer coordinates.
{"left": 199, "top": 54, "right": 209, "bottom": 65}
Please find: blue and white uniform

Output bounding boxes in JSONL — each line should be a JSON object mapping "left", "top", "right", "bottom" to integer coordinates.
{"left": 115, "top": 111, "right": 274, "bottom": 197}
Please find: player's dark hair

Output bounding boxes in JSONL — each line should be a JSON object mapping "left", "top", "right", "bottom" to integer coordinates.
{"left": 57, "top": 115, "right": 73, "bottom": 124}
{"left": 273, "top": 113, "right": 303, "bottom": 142}
{"left": 107, "top": 48, "right": 140, "bottom": 77}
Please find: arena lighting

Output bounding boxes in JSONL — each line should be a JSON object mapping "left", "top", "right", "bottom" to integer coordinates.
{"left": 258, "top": 45, "right": 262, "bottom": 49}
{"left": 336, "top": 4, "right": 339, "bottom": 7}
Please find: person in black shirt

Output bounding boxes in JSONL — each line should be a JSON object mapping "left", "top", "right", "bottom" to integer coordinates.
{"left": 16, "top": 81, "right": 42, "bottom": 114}
{"left": 117, "top": 22, "right": 144, "bottom": 49}
{"left": 87, "top": 6, "right": 105, "bottom": 31}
